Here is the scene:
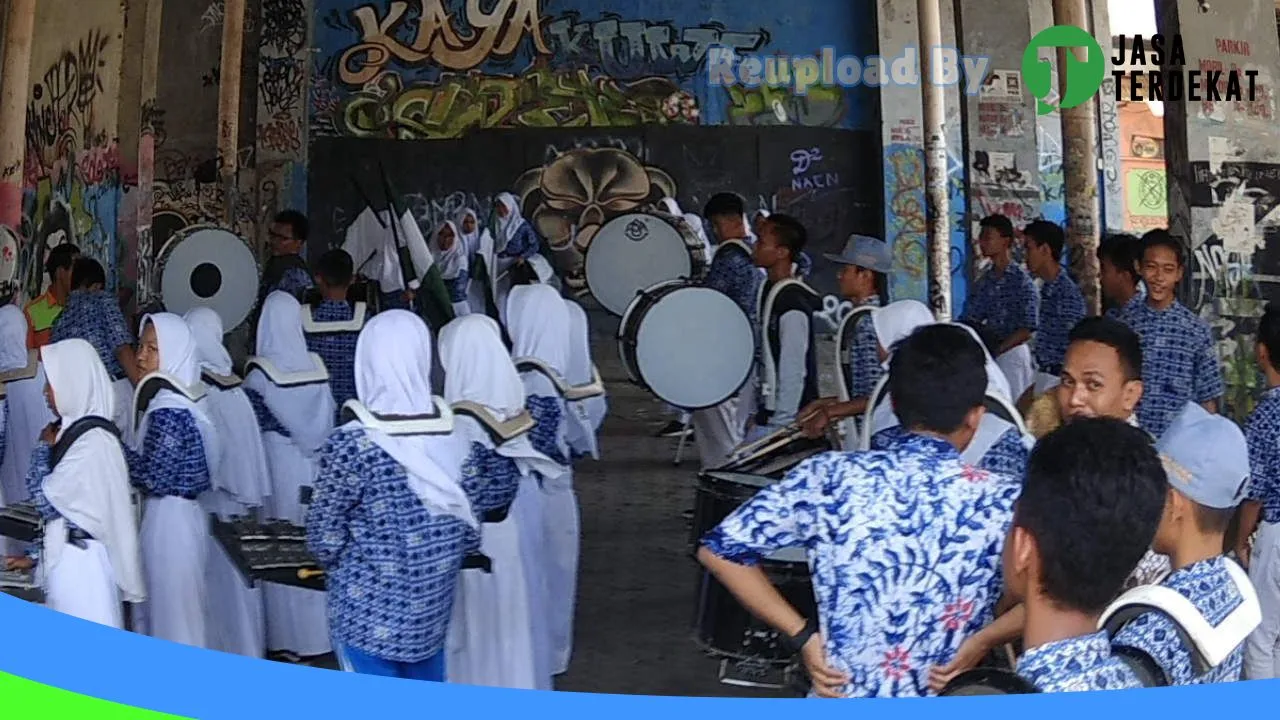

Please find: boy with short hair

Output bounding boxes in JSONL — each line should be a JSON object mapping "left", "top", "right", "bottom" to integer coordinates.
{"left": 303, "top": 248, "right": 363, "bottom": 417}
{"left": 1119, "top": 229, "right": 1224, "bottom": 438}
{"left": 959, "top": 215, "right": 1038, "bottom": 402}
{"left": 1024, "top": 221, "right": 1086, "bottom": 397}
{"left": 1098, "top": 233, "right": 1144, "bottom": 317}
{"left": 24, "top": 243, "right": 79, "bottom": 349}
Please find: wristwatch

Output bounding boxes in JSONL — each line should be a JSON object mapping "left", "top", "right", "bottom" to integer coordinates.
{"left": 783, "top": 617, "right": 819, "bottom": 655}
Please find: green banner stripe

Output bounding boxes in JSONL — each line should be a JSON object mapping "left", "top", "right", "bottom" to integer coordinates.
{"left": 0, "top": 671, "right": 191, "bottom": 719}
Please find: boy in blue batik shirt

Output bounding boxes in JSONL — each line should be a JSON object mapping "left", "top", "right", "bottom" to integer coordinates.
{"left": 1003, "top": 418, "right": 1168, "bottom": 692}
{"left": 1024, "top": 221, "right": 1086, "bottom": 397}
{"left": 1099, "top": 233, "right": 1144, "bottom": 318}
{"left": 1119, "top": 229, "right": 1223, "bottom": 438}
{"left": 1111, "top": 401, "right": 1251, "bottom": 685}
{"left": 699, "top": 324, "right": 1020, "bottom": 698}
{"left": 959, "top": 215, "right": 1039, "bottom": 403}
{"left": 304, "top": 249, "right": 361, "bottom": 418}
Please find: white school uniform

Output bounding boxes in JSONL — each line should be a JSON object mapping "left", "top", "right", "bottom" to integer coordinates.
{"left": 0, "top": 306, "right": 56, "bottom": 549}
{"left": 563, "top": 300, "right": 605, "bottom": 460}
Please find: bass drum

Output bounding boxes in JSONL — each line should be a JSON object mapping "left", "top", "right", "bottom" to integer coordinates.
{"left": 586, "top": 212, "right": 708, "bottom": 316}
{"left": 618, "top": 280, "right": 754, "bottom": 411}
{"left": 156, "top": 225, "right": 261, "bottom": 332}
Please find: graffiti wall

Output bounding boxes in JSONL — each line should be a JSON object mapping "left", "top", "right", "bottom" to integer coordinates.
{"left": 20, "top": 5, "right": 126, "bottom": 298}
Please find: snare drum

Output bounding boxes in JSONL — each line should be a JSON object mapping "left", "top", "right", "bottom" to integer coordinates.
{"left": 690, "top": 470, "right": 772, "bottom": 555}
{"left": 694, "top": 546, "right": 817, "bottom": 665}
{"left": 586, "top": 212, "right": 708, "bottom": 316}
{"left": 617, "top": 280, "right": 754, "bottom": 411}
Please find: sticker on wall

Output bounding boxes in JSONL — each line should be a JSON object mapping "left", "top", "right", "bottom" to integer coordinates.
{"left": 980, "top": 70, "right": 1023, "bottom": 101}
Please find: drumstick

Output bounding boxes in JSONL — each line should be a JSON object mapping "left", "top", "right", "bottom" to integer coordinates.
{"left": 297, "top": 568, "right": 325, "bottom": 580}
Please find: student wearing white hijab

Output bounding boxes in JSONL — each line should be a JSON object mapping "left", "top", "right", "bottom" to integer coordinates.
{"left": 0, "top": 306, "right": 55, "bottom": 543}
{"left": 562, "top": 299, "right": 606, "bottom": 461}
{"left": 457, "top": 208, "right": 498, "bottom": 318}
{"left": 494, "top": 193, "right": 554, "bottom": 300}
{"left": 244, "top": 291, "right": 335, "bottom": 659}
{"left": 184, "top": 306, "right": 270, "bottom": 658}
{"left": 507, "top": 284, "right": 577, "bottom": 676}
{"left": 307, "top": 310, "right": 478, "bottom": 682}
{"left": 440, "top": 314, "right": 561, "bottom": 690}
{"left": 129, "top": 313, "right": 220, "bottom": 648}
{"left": 432, "top": 221, "right": 472, "bottom": 318}
{"left": 11, "top": 339, "right": 144, "bottom": 628}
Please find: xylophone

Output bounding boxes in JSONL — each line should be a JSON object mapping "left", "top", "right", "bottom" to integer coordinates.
{"left": 0, "top": 501, "right": 41, "bottom": 544}
{"left": 0, "top": 568, "right": 42, "bottom": 603}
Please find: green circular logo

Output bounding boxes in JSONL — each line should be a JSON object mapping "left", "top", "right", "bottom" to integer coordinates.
{"left": 1022, "top": 25, "right": 1105, "bottom": 114}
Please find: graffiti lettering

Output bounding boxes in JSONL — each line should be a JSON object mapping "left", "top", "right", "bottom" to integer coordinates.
{"left": 26, "top": 29, "right": 111, "bottom": 150}
{"left": 262, "top": 0, "right": 307, "bottom": 56}
{"left": 260, "top": 57, "right": 306, "bottom": 114}
{"left": 724, "top": 84, "right": 845, "bottom": 127}
{"left": 338, "top": 0, "right": 550, "bottom": 85}
{"left": 790, "top": 148, "right": 821, "bottom": 175}
{"left": 545, "top": 15, "right": 768, "bottom": 80}
{"left": 332, "top": 68, "right": 696, "bottom": 139}
{"left": 259, "top": 114, "right": 303, "bottom": 154}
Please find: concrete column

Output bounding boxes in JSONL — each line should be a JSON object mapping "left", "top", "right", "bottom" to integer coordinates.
{"left": 919, "top": 0, "right": 951, "bottom": 318}
{"left": 0, "top": 0, "right": 35, "bottom": 230}
{"left": 878, "top": 0, "right": 926, "bottom": 303}
{"left": 1090, "top": 0, "right": 1124, "bottom": 233}
{"left": 216, "top": 0, "right": 246, "bottom": 226}
{"left": 1054, "top": 0, "right": 1102, "bottom": 314}
{"left": 939, "top": 0, "right": 968, "bottom": 310}
{"left": 1029, "top": 0, "right": 1065, "bottom": 228}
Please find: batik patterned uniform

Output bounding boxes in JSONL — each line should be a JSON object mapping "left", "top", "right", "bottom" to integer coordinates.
{"left": 50, "top": 290, "right": 134, "bottom": 380}
{"left": 307, "top": 427, "right": 481, "bottom": 664}
{"left": 304, "top": 301, "right": 359, "bottom": 416}
{"left": 1245, "top": 387, "right": 1280, "bottom": 679}
{"left": 870, "top": 426, "right": 1029, "bottom": 479}
{"left": 527, "top": 396, "right": 569, "bottom": 467}
{"left": 244, "top": 388, "right": 290, "bottom": 437}
{"left": 1248, "top": 388, "right": 1280, "bottom": 526}
{"left": 25, "top": 444, "right": 84, "bottom": 534}
{"left": 458, "top": 442, "right": 521, "bottom": 518}
{"left": 703, "top": 243, "right": 762, "bottom": 325}
{"left": 1119, "top": 301, "right": 1223, "bottom": 439}
{"left": 1034, "top": 272, "right": 1087, "bottom": 375}
{"left": 274, "top": 267, "right": 313, "bottom": 299}
{"left": 1017, "top": 632, "right": 1144, "bottom": 692}
{"left": 959, "top": 263, "right": 1038, "bottom": 347}
{"left": 702, "top": 433, "right": 1020, "bottom": 697}
{"left": 847, "top": 298, "right": 883, "bottom": 400}
{"left": 498, "top": 224, "right": 541, "bottom": 261}
{"left": 1112, "top": 556, "right": 1245, "bottom": 684}
{"left": 443, "top": 267, "right": 471, "bottom": 304}
{"left": 125, "top": 409, "right": 213, "bottom": 499}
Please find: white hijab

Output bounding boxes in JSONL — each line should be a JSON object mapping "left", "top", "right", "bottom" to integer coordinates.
{"left": 563, "top": 299, "right": 605, "bottom": 459}
{"left": 184, "top": 307, "right": 271, "bottom": 507}
{"left": 136, "top": 313, "right": 220, "bottom": 477}
{"left": 439, "top": 315, "right": 561, "bottom": 479}
{"left": 349, "top": 310, "right": 476, "bottom": 528}
{"left": 495, "top": 192, "right": 528, "bottom": 250}
{"left": 432, "top": 221, "right": 469, "bottom": 281}
{"left": 456, "top": 207, "right": 493, "bottom": 259}
{"left": 246, "top": 291, "right": 335, "bottom": 455}
{"left": 507, "top": 284, "right": 570, "bottom": 376}
{"left": 658, "top": 197, "right": 682, "bottom": 216}
{"left": 871, "top": 300, "right": 936, "bottom": 359}
{"left": 0, "top": 305, "right": 53, "bottom": 507}
{"left": 41, "top": 339, "right": 145, "bottom": 602}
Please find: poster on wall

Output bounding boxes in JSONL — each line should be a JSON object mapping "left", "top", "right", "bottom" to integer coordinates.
{"left": 980, "top": 70, "right": 1023, "bottom": 101}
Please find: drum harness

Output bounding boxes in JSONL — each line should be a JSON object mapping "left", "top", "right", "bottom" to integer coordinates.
{"left": 756, "top": 278, "right": 822, "bottom": 429}
{"left": 450, "top": 401, "right": 535, "bottom": 525}
{"left": 942, "top": 560, "right": 1262, "bottom": 694}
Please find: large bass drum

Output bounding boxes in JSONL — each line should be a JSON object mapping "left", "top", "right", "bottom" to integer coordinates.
{"left": 586, "top": 212, "right": 709, "bottom": 316}
{"left": 156, "top": 225, "right": 261, "bottom": 331}
{"left": 618, "top": 279, "right": 754, "bottom": 411}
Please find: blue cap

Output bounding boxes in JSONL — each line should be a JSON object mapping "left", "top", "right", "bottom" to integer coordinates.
{"left": 1155, "top": 402, "right": 1249, "bottom": 510}
{"left": 826, "top": 234, "right": 892, "bottom": 274}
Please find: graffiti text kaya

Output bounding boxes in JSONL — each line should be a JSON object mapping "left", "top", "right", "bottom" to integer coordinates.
{"left": 546, "top": 16, "right": 768, "bottom": 80}
{"left": 339, "top": 0, "right": 550, "bottom": 85}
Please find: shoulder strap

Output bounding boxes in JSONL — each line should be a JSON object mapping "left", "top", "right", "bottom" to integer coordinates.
{"left": 713, "top": 239, "right": 753, "bottom": 261}
{"left": 564, "top": 366, "right": 606, "bottom": 402}
{"left": 340, "top": 398, "right": 455, "bottom": 436}
{"left": 513, "top": 357, "right": 570, "bottom": 396}
{"left": 451, "top": 401, "right": 535, "bottom": 444}
{"left": 1112, "top": 645, "right": 1171, "bottom": 687}
{"left": 133, "top": 372, "right": 208, "bottom": 428}
{"left": 760, "top": 278, "right": 821, "bottom": 412}
{"left": 301, "top": 302, "right": 367, "bottom": 334}
{"left": 939, "top": 668, "right": 1042, "bottom": 696}
{"left": 245, "top": 355, "right": 330, "bottom": 387}
{"left": 834, "top": 305, "right": 875, "bottom": 402}
{"left": 49, "top": 416, "right": 122, "bottom": 471}
{"left": 201, "top": 369, "right": 243, "bottom": 390}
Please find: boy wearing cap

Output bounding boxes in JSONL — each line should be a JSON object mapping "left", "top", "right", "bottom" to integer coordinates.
{"left": 1024, "top": 221, "right": 1086, "bottom": 399}
{"left": 1110, "top": 401, "right": 1252, "bottom": 684}
{"left": 798, "top": 235, "right": 890, "bottom": 444}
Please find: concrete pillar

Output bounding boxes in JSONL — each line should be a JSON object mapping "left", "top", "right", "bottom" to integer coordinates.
{"left": 919, "top": 0, "right": 951, "bottom": 318}
{"left": 1029, "top": 0, "right": 1065, "bottom": 228}
{"left": 939, "top": 0, "right": 968, "bottom": 310}
{"left": 217, "top": 0, "right": 246, "bottom": 226}
{"left": 1054, "top": 0, "right": 1102, "bottom": 314}
{"left": 1090, "top": 0, "right": 1124, "bottom": 233}
{"left": 0, "top": 0, "right": 35, "bottom": 230}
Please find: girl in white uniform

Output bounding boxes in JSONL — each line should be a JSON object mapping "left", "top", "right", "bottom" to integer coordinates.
{"left": 563, "top": 299, "right": 606, "bottom": 460}
{"left": 440, "top": 314, "right": 560, "bottom": 689}
{"left": 244, "top": 291, "right": 335, "bottom": 659}
{"left": 130, "top": 313, "right": 220, "bottom": 648}
{"left": 17, "top": 338, "right": 144, "bottom": 627}
{"left": 184, "top": 306, "right": 271, "bottom": 658}
{"left": 0, "top": 306, "right": 55, "bottom": 553}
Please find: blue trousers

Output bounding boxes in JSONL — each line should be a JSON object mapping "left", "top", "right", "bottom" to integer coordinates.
{"left": 336, "top": 644, "right": 446, "bottom": 682}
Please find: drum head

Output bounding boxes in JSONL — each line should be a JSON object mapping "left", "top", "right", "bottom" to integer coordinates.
{"left": 633, "top": 286, "right": 754, "bottom": 410}
{"left": 586, "top": 213, "right": 693, "bottom": 316}
{"left": 158, "top": 226, "right": 261, "bottom": 330}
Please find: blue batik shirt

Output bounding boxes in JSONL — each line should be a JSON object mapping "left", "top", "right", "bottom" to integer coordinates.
{"left": 244, "top": 387, "right": 291, "bottom": 437}
{"left": 526, "top": 395, "right": 568, "bottom": 467}
{"left": 1119, "top": 300, "right": 1224, "bottom": 438}
{"left": 702, "top": 433, "right": 1020, "bottom": 697}
{"left": 458, "top": 441, "right": 521, "bottom": 515}
{"left": 273, "top": 267, "right": 313, "bottom": 298}
{"left": 304, "top": 301, "right": 358, "bottom": 419}
{"left": 50, "top": 289, "right": 134, "bottom": 380}
{"left": 1034, "top": 270, "right": 1087, "bottom": 374}
{"left": 959, "top": 263, "right": 1039, "bottom": 347}
{"left": 704, "top": 240, "right": 763, "bottom": 326}
{"left": 307, "top": 426, "right": 481, "bottom": 664}
{"left": 25, "top": 444, "right": 84, "bottom": 534}
{"left": 871, "top": 425, "right": 1030, "bottom": 479}
{"left": 847, "top": 297, "right": 883, "bottom": 400}
{"left": 124, "top": 408, "right": 212, "bottom": 499}
{"left": 1112, "top": 556, "right": 1245, "bottom": 685}
{"left": 1246, "top": 386, "right": 1280, "bottom": 525}
{"left": 443, "top": 267, "right": 471, "bottom": 304}
{"left": 1017, "top": 631, "right": 1144, "bottom": 692}
{"left": 497, "top": 224, "right": 541, "bottom": 261}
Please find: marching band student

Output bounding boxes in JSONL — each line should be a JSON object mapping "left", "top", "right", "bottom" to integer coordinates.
{"left": 1023, "top": 221, "right": 1086, "bottom": 398}
{"left": 1099, "top": 233, "right": 1144, "bottom": 317}
{"left": 699, "top": 324, "right": 1020, "bottom": 698}
{"left": 1111, "top": 401, "right": 1251, "bottom": 684}
{"left": 24, "top": 242, "right": 78, "bottom": 349}
{"left": 129, "top": 313, "right": 220, "bottom": 648}
{"left": 245, "top": 291, "right": 335, "bottom": 661}
{"left": 494, "top": 192, "right": 551, "bottom": 288}
{"left": 1240, "top": 304, "right": 1280, "bottom": 679}
{"left": 184, "top": 306, "right": 271, "bottom": 659}
{"left": 49, "top": 258, "right": 139, "bottom": 441}
{"left": 303, "top": 249, "right": 363, "bottom": 420}
{"left": 1119, "top": 229, "right": 1224, "bottom": 438}
{"left": 0, "top": 307, "right": 54, "bottom": 526}
{"left": 432, "top": 221, "right": 472, "bottom": 318}
{"left": 457, "top": 208, "right": 498, "bottom": 318}
{"left": 690, "top": 192, "right": 761, "bottom": 469}
{"left": 440, "top": 314, "right": 560, "bottom": 690}
{"left": 959, "top": 214, "right": 1039, "bottom": 405}
{"left": 748, "top": 214, "right": 820, "bottom": 440}
{"left": 7, "top": 338, "right": 145, "bottom": 628}
{"left": 1000, "top": 418, "right": 1168, "bottom": 692}
{"left": 564, "top": 299, "right": 606, "bottom": 461}
{"left": 307, "top": 310, "right": 478, "bottom": 682}
{"left": 507, "top": 284, "right": 577, "bottom": 677}
{"left": 259, "top": 210, "right": 313, "bottom": 302}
